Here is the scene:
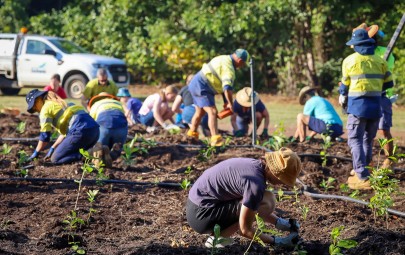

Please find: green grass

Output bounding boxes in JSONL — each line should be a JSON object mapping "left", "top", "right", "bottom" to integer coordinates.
{"left": 2, "top": 88, "right": 405, "bottom": 143}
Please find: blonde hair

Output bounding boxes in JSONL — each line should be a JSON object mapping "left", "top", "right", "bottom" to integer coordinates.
{"left": 159, "top": 85, "right": 178, "bottom": 102}
{"left": 45, "top": 91, "right": 68, "bottom": 109}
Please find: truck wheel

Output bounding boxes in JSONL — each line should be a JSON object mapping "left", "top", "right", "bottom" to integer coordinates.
{"left": 0, "top": 88, "right": 21, "bottom": 95}
{"left": 65, "top": 74, "right": 88, "bottom": 99}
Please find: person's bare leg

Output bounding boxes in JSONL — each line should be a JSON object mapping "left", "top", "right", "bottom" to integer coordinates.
{"left": 256, "top": 112, "right": 263, "bottom": 129}
{"left": 296, "top": 113, "right": 310, "bottom": 142}
{"left": 189, "top": 106, "right": 205, "bottom": 132}
{"left": 203, "top": 106, "right": 218, "bottom": 136}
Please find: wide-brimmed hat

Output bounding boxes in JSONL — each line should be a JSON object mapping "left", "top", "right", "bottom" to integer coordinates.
{"left": 298, "top": 86, "right": 320, "bottom": 105}
{"left": 235, "top": 87, "right": 259, "bottom": 107}
{"left": 234, "top": 49, "right": 250, "bottom": 63}
{"left": 117, "top": 87, "right": 131, "bottom": 97}
{"left": 88, "top": 92, "right": 119, "bottom": 108}
{"left": 264, "top": 147, "right": 301, "bottom": 187}
{"left": 26, "top": 89, "right": 48, "bottom": 113}
{"left": 346, "top": 29, "right": 375, "bottom": 46}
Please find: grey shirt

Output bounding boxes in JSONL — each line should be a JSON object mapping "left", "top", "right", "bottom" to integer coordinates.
{"left": 188, "top": 158, "right": 266, "bottom": 211}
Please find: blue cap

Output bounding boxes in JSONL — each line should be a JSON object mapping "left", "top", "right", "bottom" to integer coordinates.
{"left": 346, "top": 29, "right": 375, "bottom": 46}
{"left": 26, "top": 89, "right": 48, "bottom": 113}
{"left": 234, "top": 49, "right": 250, "bottom": 63}
{"left": 117, "top": 87, "right": 131, "bottom": 97}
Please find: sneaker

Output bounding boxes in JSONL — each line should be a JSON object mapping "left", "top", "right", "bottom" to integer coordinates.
{"left": 102, "top": 145, "right": 113, "bottom": 168}
{"left": 210, "top": 135, "right": 223, "bottom": 147}
{"left": 204, "top": 236, "right": 234, "bottom": 248}
{"left": 347, "top": 174, "right": 371, "bottom": 190}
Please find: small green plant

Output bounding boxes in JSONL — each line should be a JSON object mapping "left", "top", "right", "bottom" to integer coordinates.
{"left": 244, "top": 214, "right": 282, "bottom": 254}
{"left": 276, "top": 188, "right": 292, "bottom": 202}
{"left": 329, "top": 226, "right": 358, "bottom": 255}
{"left": 320, "top": 133, "right": 332, "bottom": 167}
{"left": 348, "top": 190, "right": 360, "bottom": 199}
{"left": 168, "top": 127, "right": 181, "bottom": 135}
{"left": 292, "top": 186, "right": 310, "bottom": 221}
{"left": 180, "top": 166, "right": 193, "bottom": 190}
{"left": 17, "top": 150, "right": 29, "bottom": 167}
{"left": 1, "top": 143, "right": 12, "bottom": 155}
{"left": 86, "top": 190, "right": 99, "bottom": 223}
{"left": 197, "top": 143, "right": 216, "bottom": 162}
{"left": 15, "top": 168, "right": 29, "bottom": 178}
{"left": 339, "top": 183, "right": 350, "bottom": 193}
{"left": 320, "top": 177, "right": 336, "bottom": 192}
{"left": 262, "top": 122, "right": 288, "bottom": 150}
{"left": 209, "top": 224, "right": 222, "bottom": 255}
{"left": 16, "top": 121, "right": 26, "bottom": 133}
{"left": 63, "top": 210, "right": 85, "bottom": 232}
{"left": 69, "top": 241, "right": 86, "bottom": 254}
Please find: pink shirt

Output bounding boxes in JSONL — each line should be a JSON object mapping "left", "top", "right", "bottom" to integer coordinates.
{"left": 138, "top": 93, "right": 167, "bottom": 116}
{"left": 44, "top": 85, "right": 67, "bottom": 99}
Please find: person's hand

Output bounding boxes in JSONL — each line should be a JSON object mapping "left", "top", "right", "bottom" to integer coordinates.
{"left": 274, "top": 232, "right": 299, "bottom": 247}
{"left": 224, "top": 103, "right": 233, "bottom": 111}
{"left": 44, "top": 147, "right": 55, "bottom": 160}
{"left": 28, "top": 150, "right": 39, "bottom": 161}
{"left": 338, "top": 94, "right": 347, "bottom": 106}
{"left": 275, "top": 218, "right": 300, "bottom": 232}
{"left": 233, "top": 130, "right": 244, "bottom": 137}
{"left": 262, "top": 128, "right": 269, "bottom": 138}
{"left": 390, "top": 94, "right": 398, "bottom": 104}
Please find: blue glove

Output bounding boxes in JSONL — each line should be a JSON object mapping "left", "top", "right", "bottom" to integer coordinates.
{"left": 234, "top": 130, "right": 244, "bottom": 137}
{"left": 44, "top": 147, "right": 55, "bottom": 160}
{"left": 29, "top": 150, "right": 39, "bottom": 161}
{"left": 262, "top": 128, "right": 269, "bottom": 137}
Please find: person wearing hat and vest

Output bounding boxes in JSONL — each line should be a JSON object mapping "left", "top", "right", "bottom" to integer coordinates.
{"left": 81, "top": 68, "right": 118, "bottom": 108}
{"left": 88, "top": 92, "right": 128, "bottom": 167}
{"left": 231, "top": 87, "right": 270, "bottom": 137}
{"left": 294, "top": 86, "right": 343, "bottom": 143}
{"left": 353, "top": 23, "right": 396, "bottom": 169}
{"left": 186, "top": 147, "right": 301, "bottom": 248}
{"left": 138, "top": 85, "right": 178, "bottom": 129}
{"left": 339, "top": 29, "right": 393, "bottom": 190}
{"left": 26, "top": 89, "right": 100, "bottom": 164}
{"left": 187, "top": 49, "right": 250, "bottom": 146}
{"left": 116, "top": 87, "right": 143, "bottom": 126}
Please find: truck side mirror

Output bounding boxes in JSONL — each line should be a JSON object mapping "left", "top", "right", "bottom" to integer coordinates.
{"left": 44, "top": 49, "right": 56, "bottom": 56}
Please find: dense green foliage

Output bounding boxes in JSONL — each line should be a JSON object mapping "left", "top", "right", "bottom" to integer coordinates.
{"left": 1, "top": 0, "right": 404, "bottom": 98}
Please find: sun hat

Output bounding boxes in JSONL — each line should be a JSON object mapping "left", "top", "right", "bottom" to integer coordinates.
{"left": 88, "top": 92, "right": 119, "bottom": 108}
{"left": 264, "top": 147, "right": 301, "bottom": 187}
{"left": 298, "top": 86, "right": 320, "bottom": 105}
{"left": 346, "top": 29, "right": 375, "bottom": 46}
{"left": 117, "top": 87, "right": 131, "bottom": 97}
{"left": 234, "top": 49, "right": 250, "bottom": 63}
{"left": 235, "top": 87, "right": 259, "bottom": 107}
{"left": 26, "top": 89, "right": 48, "bottom": 113}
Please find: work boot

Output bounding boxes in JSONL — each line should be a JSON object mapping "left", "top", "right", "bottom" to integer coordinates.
{"left": 102, "top": 145, "right": 113, "bottom": 168}
{"left": 88, "top": 142, "right": 103, "bottom": 167}
{"left": 382, "top": 158, "right": 393, "bottom": 169}
{"left": 187, "top": 130, "right": 199, "bottom": 139}
{"left": 347, "top": 174, "right": 371, "bottom": 190}
{"left": 210, "top": 135, "right": 223, "bottom": 147}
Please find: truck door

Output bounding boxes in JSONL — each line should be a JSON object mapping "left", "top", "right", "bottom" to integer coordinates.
{"left": 17, "top": 39, "right": 59, "bottom": 86}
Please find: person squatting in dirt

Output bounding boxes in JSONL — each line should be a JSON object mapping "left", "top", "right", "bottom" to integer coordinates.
{"left": 26, "top": 89, "right": 100, "bottom": 164}
{"left": 88, "top": 92, "right": 129, "bottom": 168}
{"left": 186, "top": 49, "right": 250, "bottom": 146}
{"left": 339, "top": 28, "right": 394, "bottom": 190}
{"left": 116, "top": 87, "right": 143, "bottom": 126}
{"left": 81, "top": 68, "right": 118, "bottom": 108}
{"left": 231, "top": 87, "right": 270, "bottom": 138}
{"left": 43, "top": 73, "right": 67, "bottom": 99}
{"left": 352, "top": 23, "right": 397, "bottom": 170}
{"left": 293, "top": 86, "right": 344, "bottom": 143}
{"left": 186, "top": 147, "right": 301, "bottom": 248}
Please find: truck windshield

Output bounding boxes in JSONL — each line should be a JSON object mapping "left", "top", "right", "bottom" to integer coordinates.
{"left": 48, "top": 39, "right": 88, "bottom": 54}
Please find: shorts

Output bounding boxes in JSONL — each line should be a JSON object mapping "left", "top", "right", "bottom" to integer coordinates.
{"left": 186, "top": 199, "right": 240, "bottom": 234}
{"left": 378, "top": 96, "right": 393, "bottom": 130}
{"left": 139, "top": 111, "right": 155, "bottom": 127}
{"left": 188, "top": 71, "right": 216, "bottom": 108}
{"left": 181, "top": 105, "right": 196, "bottom": 124}
{"left": 308, "top": 117, "right": 343, "bottom": 138}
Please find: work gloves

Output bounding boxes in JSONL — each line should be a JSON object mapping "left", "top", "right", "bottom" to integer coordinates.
{"left": 233, "top": 130, "right": 245, "bottom": 137}
{"left": 28, "top": 150, "right": 39, "bottom": 161}
{"left": 275, "top": 218, "right": 300, "bottom": 232}
{"left": 44, "top": 147, "right": 55, "bottom": 160}
{"left": 274, "top": 232, "right": 299, "bottom": 247}
{"left": 390, "top": 94, "right": 398, "bottom": 104}
{"left": 338, "top": 94, "right": 347, "bottom": 107}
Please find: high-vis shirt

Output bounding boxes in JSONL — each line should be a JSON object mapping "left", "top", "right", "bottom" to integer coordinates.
{"left": 340, "top": 52, "right": 393, "bottom": 119}
{"left": 89, "top": 99, "right": 127, "bottom": 129}
{"left": 201, "top": 55, "right": 235, "bottom": 94}
{"left": 39, "top": 101, "right": 87, "bottom": 141}
{"left": 83, "top": 79, "right": 118, "bottom": 99}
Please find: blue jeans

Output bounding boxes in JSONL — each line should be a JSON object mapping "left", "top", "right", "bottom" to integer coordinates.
{"left": 188, "top": 71, "right": 216, "bottom": 107}
{"left": 51, "top": 127, "right": 100, "bottom": 164}
{"left": 347, "top": 114, "right": 379, "bottom": 179}
{"left": 378, "top": 96, "right": 392, "bottom": 130}
{"left": 98, "top": 125, "right": 128, "bottom": 160}
{"left": 139, "top": 111, "right": 155, "bottom": 126}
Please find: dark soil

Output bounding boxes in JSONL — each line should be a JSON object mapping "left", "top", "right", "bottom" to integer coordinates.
{"left": 1, "top": 114, "right": 405, "bottom": 255}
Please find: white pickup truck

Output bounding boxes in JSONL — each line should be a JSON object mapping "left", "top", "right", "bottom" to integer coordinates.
{"left": 0, "top": 32, "right": 129, "bottom": 98}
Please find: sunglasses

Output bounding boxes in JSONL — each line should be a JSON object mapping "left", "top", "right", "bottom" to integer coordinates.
{"left": 99, "top": 79, "right": 108, "bottom": 83}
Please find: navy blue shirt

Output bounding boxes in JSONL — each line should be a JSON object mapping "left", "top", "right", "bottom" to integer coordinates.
{"left": 233, "top": 100, "right": 266, "bottom": 122}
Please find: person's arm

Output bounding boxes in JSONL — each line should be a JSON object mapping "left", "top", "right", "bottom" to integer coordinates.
{"left": 81, "top": 95, "right": 88, "bottom": 108}
{"left": 239, "top": 205, "right": 274, "bottom": 244}
{"left": 262, "top": 109, "right": 270, "bottom": 130}
{"left": 223, "top": 90, "right": 233, "bottom": 110}
{"left": 152, "top": 98, "right": 166, "bottom": 127}
{"left": 171, "top": 95, "right": 183, "bottom": 113}
{"left": 52, "top": 134, "right": 65, "bottom": 149}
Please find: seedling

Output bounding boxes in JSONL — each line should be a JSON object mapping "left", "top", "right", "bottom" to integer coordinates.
{"left": 339, "top": 184, "right": 350, "bottom": 193}
{"left": 86, "top": 190, "right": 99, "bottom": 223}
{"left": 292, "top": 186, "right": 310, "bottom": 221}
{"left": 276, "top": 189, "right": 292, "bottom": 202}
{"left": 69, "top": 241, "right": 86, "bottom": 254}
{"left": 210, "top": 224, "right": 222, "bottom": 255}
{"left": 1, "top": 143, "right": 12, "bottom": 155}
{"left": 244, "top": 214, "right": 282, "bottom": 254}
{"left": 348, "top": 190, "right": 360, "bottom": 199}
{"left": 15, "top": 168, "right": 29, "bottom": 178}
{"left": 197, "top": 144, "right": 216, "bottom": 162}
{"left": 320, "top": 177, "right": 336, "bottom": 192}
{"left": 16, "top": 121, "right": 26, "bottom": 133}
{"left": 320, "top": 133, "right": 332, "bottom": 167}
{"left": 63, "top": 210, "right": 85, "bottom": 232}
{"left": 180, "top": 166, "right": 193, "bottom": 190}
{"left": 329, "top": 226, "right": 357, "bottom": 255}
{"left": 17, "top": 150, "right": 29, "bottom": 167}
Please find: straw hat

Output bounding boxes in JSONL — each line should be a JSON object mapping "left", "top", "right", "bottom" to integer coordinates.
{"left": 298, "top": 86, "right": 320, "bottom": 105}
{"left": 88, "top": 92, "right": 119, "bottom": 108}
{"left": 264, "top": 147, "right": 301, "bottom": 187}
{"left": 235, "top": 87, "right": 259, "bottom": 107}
